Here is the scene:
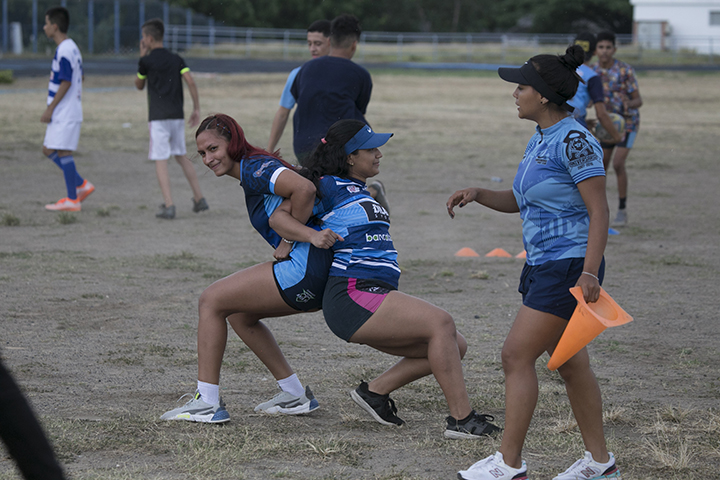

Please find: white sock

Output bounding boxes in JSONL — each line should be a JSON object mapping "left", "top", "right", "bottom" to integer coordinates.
{"left": 197, "top": 381, "right": 219, "bottom": 405}
{"left": 277, "top": 373, "right": 304, "bottom": 397}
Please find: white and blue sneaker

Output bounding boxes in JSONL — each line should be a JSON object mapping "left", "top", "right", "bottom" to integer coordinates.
{"left": 553, "top": 451, "right": 621, "bottom": 480}
{"left": 254, "top": 385, "right": 319, "bottom": 415}
{"left": 160, "top": 391, "right": 230, "bottom": 424}
{"left": 458, "top": 451, "right": 528, "bottom": 480}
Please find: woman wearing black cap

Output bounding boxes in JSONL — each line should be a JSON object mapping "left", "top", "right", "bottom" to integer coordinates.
{"left": 447, "top": 46, "right": 620, "bottom": 480}
{"left": 271, "top": 119, "right": 501, "bottom": 440}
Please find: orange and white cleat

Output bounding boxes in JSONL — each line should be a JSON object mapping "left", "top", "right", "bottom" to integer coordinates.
{"left": 76, "top": 180, "right": 95, "bottom": 202}
{"left": 45, "top": 197, "right": 81, "bottom": 212}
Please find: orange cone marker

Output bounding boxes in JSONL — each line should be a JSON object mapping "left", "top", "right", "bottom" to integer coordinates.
{"left": 485, "top": 248, "right": 512, "bottom": 258}
{"left": 455, "top": 247, "right": 480, "bottom": 257}
{"left": 548, "top": 286, "right": 633, "bottom": 371}
{"left": 515, "top": 250, "right": 527, "bottom": 259}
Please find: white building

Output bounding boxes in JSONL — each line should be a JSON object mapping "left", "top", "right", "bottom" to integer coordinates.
{"left": 631, "top": 0, "right": 720, "bottom": 54}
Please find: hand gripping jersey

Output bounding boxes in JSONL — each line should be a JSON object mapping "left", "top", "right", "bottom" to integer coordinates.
{"left": 311, "top": 176, "right": 400, "bottom": 288}
{"left": 239, "top": 155, "right": 332, "bottom": 310}
{"left": 47, "top": 38, "right": 83, "bottom": 123}
{"left": 512, "top": 117, "right": 605, "bottom": 266}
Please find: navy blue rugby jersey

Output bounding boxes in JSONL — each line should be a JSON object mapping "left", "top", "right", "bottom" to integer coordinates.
{"left": 312, "top": 176, "right": 400, "bottom": 288}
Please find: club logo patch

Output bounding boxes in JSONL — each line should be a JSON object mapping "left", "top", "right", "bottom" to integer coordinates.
{"left": 564, "top": 130, "right": 598, "bottom": 169}
{"left": 346, "top": 185, "right": 361, "bottom": 193}
{"left": 360, "top": 200, "right": 390, "bottom": 223}
{"left": 253, "top": 161, "right": 273, "bottom": 177}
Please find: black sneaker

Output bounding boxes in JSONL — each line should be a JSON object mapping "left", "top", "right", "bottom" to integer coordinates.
{"left": 192, "top": 197, "right": 209, "bottom": 213}
{"left": 350, "top": 381, "right": 404, "bottom": 426}
{"left": 445, "top": 410, "right": 501, "bottom": 439}
{"left": 156, "top": 203, "right": 176, "bottom": 219}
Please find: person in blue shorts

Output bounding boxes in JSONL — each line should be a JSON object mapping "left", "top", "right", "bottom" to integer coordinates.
{"left": 269, "top": 120, "right": 501, "bottom": 439}
{"left": 41, "top": 7, "right": 95, "bottom": 212}
{"left": 448, "top": 46, "right": 621, "bottom": 480}
{"left": 160, "top": 114, "right": 333, "bottom": 423}
{"left": 267, "top": 19, "right": 331, "bottom": 156}
{"left": 594, "top": 30, "right": 643, "bottom": 227}
{"left": 567, "top": 32, "right": 623, "bottom": 144}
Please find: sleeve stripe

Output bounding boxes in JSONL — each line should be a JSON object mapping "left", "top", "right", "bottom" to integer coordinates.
{"left": 137, "top": 73, "right": 147, "bottom": 79}
{"left": 180, "top": 67, "right": 190, "bottom": 75}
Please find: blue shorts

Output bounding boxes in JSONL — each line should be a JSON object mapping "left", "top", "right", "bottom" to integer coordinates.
{"left": 273, "top": 243, "right": 333, "bottom": 311}
{"left": 602, "top": 130, "right": 637, "bottom": 149}
{"left": 322, "top": 276, "right": 396, "bottom": 341}
{"left": 518, "top": 257, "right": 605, "bottom": 321}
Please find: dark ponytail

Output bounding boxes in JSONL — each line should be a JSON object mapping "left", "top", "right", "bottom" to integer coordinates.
{"left": 530, "top": 45, "right": 586, "bottom": 103}
{"left": 300, "top": 119, "right": 366, "bottom": 192}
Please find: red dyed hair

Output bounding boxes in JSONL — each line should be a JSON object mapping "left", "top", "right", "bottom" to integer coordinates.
{"left": 195, "top": 114, "right": 295, "bottom": 169}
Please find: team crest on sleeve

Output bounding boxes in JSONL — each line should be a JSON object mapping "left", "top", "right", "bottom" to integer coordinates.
{"left": 564, "top": 130, "right": 598, "bottom": 169}
{"left": 253, "top": 161, "right": 273, "bottom": 177}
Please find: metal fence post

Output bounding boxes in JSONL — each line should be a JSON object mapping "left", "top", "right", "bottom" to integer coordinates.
{"left": 88, "top": 0, "right": 94, "bottom": 54}
{"left": 209, "top": 17, "right": 214, "bottom": 55}
{"left": 245, "top": 28, "right": 252, "bottom": 58}
{"left": 360, "top": 32, "right": 366, "bottom": 62}
{"left": 171, "top": 25, "right": 177, "bottom": 52}
{"left": 466, "top": 33, "right": 472, "bottom": 62}
{"left": 2, "top": 0, "right": 7, "bottom": 54}
{"left": 32, "top": 0, "right": 37, "bottom": 53}
{"left": 185, "top": 8, "right": 191, "bottom": 50}
{"left": 114, "top": 0, "right": 120, "bottom": 54}
{"left": 162, "top": 2, "right": 169, "bottom": 27}
{"left": 139, "top": 0, "right": 145, "bottom": 42}
{"left": 397, "top": 34, "right": 403, "bottom": 62}
{"left": 283, "top": 29, "right": 289, "bottom": 60}
{"left": 432, "top": 34, "right": 438, "bottom": 62}
{"left": 710, "top": 37, "right": 714, "bottom": 65}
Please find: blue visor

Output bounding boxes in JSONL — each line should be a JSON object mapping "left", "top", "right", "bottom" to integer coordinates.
{"left": 344, "top": 125, "right": 393, "bottom": 154}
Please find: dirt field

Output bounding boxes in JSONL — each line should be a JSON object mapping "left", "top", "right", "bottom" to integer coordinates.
{"left": 1, "top": 69, "right": 719, "bottom": 479}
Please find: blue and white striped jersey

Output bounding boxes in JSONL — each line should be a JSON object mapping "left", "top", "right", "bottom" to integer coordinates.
{"left": 313, "top": 176, "right": 400, "bottom": 288}
{"left": 47, "top": 38, "right": 83, "bottom": 122}
{"left": 513, "top": 117, "right": 605, "bottom": 266}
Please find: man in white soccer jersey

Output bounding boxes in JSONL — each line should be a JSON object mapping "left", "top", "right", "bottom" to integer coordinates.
{"left": 41, "top": 6, "right": 94, "bottom": 212}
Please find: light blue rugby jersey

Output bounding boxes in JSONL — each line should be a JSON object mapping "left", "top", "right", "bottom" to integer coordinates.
{"left": 512, "top": 117, "right": 605, "bottom": 266}
{"left": 567, "top": 64, "right": 603, "bottom": 126}
{"left": 312, "top": 176, "right": 400, "bottom": 288}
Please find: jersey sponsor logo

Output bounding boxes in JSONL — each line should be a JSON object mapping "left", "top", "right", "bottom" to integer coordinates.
{"left": 359, "top": 200, "right": 390, "bottom": 223}
{"left": 253, "top": 161, "right": 274, "bottom": 178}
{"left": 366, "top": 232, "right": 392, "bottom": 242}
{"left": 346, "top": 185, "right": 361, "bottom": 193}
{"left": 564, "top": 130, "right": 598, "bottom": 169}
{"left": 295, "top": 289, "right": 316, "bottom": 303}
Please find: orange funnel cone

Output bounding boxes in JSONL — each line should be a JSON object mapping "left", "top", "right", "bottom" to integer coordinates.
{"left": 547, "top": 286, "right": 633, "bottom": 371}
{"left": 455, "top": 247, "right": 480, "bottom": 257}
{"left": 515, "top": 250, "right": 527, "bottom": 259}
{"left": 486, "top": 248, "right": 512, "bottom": 257}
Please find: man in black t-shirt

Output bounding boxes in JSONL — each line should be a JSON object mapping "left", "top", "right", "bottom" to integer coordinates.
{"left": 135, "top": 18, "right": 207, "bottom": 220}
{"left": 291, "top": 14, "right": 372, "bottom": 165}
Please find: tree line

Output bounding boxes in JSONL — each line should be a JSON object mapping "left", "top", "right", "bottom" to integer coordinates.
{"left": 174, "top": 0, "right": 633, "bottom": 34}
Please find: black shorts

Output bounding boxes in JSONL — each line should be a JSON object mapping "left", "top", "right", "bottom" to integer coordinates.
{"left": 322, "top": 276, "right": 396, "bottom": 341}
{"left": 518, "top": 257, "right": 605, "bottom": 320}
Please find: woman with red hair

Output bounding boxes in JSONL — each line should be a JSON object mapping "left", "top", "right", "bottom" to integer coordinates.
{"left": 160, "top": 114, "right": 335, "bottom": 423}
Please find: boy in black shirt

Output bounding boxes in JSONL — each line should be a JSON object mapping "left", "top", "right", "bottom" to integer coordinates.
{"left": 136, "top": 18, "right": 207, "bottom": 219}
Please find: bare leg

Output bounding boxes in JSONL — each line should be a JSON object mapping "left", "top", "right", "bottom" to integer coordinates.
{"left": 197, "top": 262, "right": 301, "bottom": 385}
{"left": 349, "top": 291, "right": 471, "bottom": 420}
{"left": 155, "top": 159, "right": 173, "bottom": 206}
{"left": 175, "top": 154, "right": 204, "bottom": 202}
{"left": 498, "top": 306, "right": 567, "bottom": 469}
{"left": 601, "top": 146, "right": 614, "bottom": 171}
{"left": 556, "top": 348, "right": 610, "bottom": 463}
{"left": 611, "top": 147, "right": 630, "bottom": 200}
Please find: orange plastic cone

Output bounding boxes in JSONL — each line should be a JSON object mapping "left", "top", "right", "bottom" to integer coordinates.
{"left": 515, "top": 250, "right": 527, "bottom": 259}
{"left": 485, "top": 248, "right": 512, "bottom": 257}
{"left": 547, "top": 286, "right": 633, "bottom": 371}
{"left": 455, "top": 247, "right": 480, "bottom": 257}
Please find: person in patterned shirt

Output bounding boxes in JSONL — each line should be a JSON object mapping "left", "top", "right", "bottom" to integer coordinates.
{"left": 593, "top": 30, "right": 643, "bottom": 227}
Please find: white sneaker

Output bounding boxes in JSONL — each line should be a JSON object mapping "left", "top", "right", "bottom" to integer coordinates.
{"left": 553, "top": 451, "right": 621, "bottom": 480}
{"left": 254, "top": 385, "right": 319, "bottom": 415}
{"left": 160, "top": 391, "right": 230, "bottom": 423}
{"left": 458, "top": 451, "right": 528, "bottom": 480}
{"left": 611, "top": 209, "right": 627, "bottom": 227}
